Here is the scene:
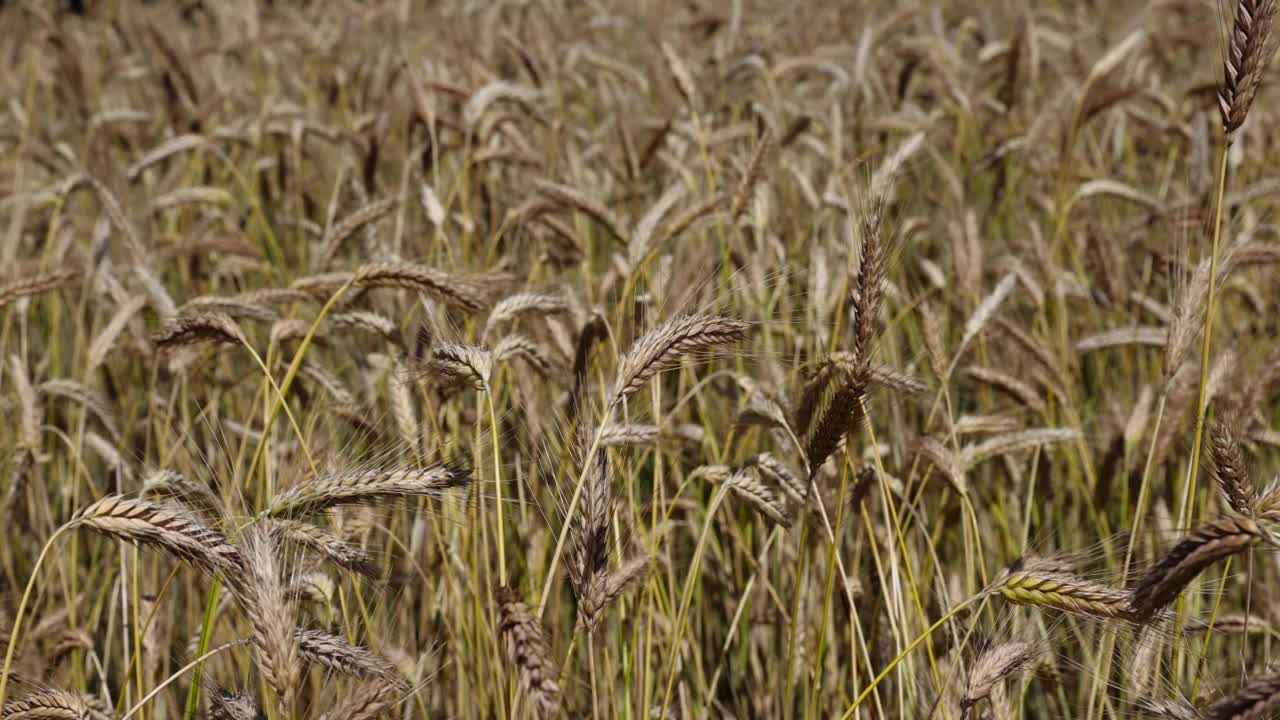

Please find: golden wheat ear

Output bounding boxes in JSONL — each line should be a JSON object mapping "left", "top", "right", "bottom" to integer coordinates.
{"left": 75, "top": 494, "right": 244, "bottom": 579}
{"left": 1, "top": 687, "right": 105, "bottom": 720}
{"left": 267, "top": 463, "right": 471, "bottom": 518}
{"left": 611, "top": 314, "right": 752, "bottom": 407}
{"left": 992, "top": 558, "right": 1136, "bottom": 622}
{"left": 294, "top": 629, "right": 403, "bottom": 684}
{"left": 239, "top": 529, "right": 300, "bottom": 718}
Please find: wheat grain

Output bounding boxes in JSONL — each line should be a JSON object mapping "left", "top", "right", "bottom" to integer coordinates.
{"left": 495, "top": 585, "right": 562, "bottom": 719}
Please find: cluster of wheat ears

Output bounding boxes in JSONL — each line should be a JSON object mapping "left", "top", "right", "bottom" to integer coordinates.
{"left": 2, "top": 0, "right": 1280, "bottom": 718}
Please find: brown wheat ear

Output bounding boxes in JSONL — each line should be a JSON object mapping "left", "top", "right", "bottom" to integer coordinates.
{"left": 1219, "top": 0, "right": 1279, "bottom": 137}
{"left": 568, "top": 424, "right": 611, "bottom": 632}
{"left": 496, "top": 585, "right": 563, "bottom": 719}
{"left": 353, "top": 261, "right": 490, "bottom": 312}
{"left": 207, "top": 687, "right": 264, "bottom": 720}
{"left": 1129, "top": 515, "right": 1266, "bottom": 622}
{"left": 803, "top": 198, "right": 888, "bottom": 472}
{"left": 294, "top": 629, "right": 402, "bottom": 683}
{"left": 265, "top": 518, "right": 377, "bottom": 578}
{"left": 1203, "top": 668, "right": 1280, "bottom": 719}
{"left": 152, "top": 312, "right": 246, "bottom": 350}
{"left": 0, "top": 269, "right": 79, "bottom": 310}
{"left": 1211, "top": 413, "right": 1255, "bottom": 515}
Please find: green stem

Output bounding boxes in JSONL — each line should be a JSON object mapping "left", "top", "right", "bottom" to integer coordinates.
{"left": 659, "top": 485, "right": 730, "bottom": 717}
{"left": 841, "top": 593, "right": 981, "bottom": 719}
{"left": 536, "top": 422, "right": 609, "bottom": 616}
{"left": 0, "top": 522, "right": 74, "bottom": 708}
{"left": 1177, "top": 140, "right": 1230, "bottom": 530}
{"left": 1172, "top": 135, "right": 1230, "bottom": 673}
{"left": 126, "top": 639, "right": 248, "bottom": 720}
{"left": 182, "top": 577, "right": 222, "bottom": 720}
{"left": 487, "top": 390, "right": 507, "bottom": 586}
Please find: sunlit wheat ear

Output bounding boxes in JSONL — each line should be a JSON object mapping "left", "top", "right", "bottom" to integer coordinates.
{"left": 1164, "top": 257, "right": 1212, "bottom": 384}
{"left": 266, "top": 464, "right": 471, "bottom": 518}
{"left": 1204, "top": 668, "right": 1280, "bottom": 719}
{"left": 599, "top": 423, "right": 660, "bottom": 448}
{"left": 1, "top": 687, "right": 102, "bottom": 720}
{"left": 0, "top": 269, "right": 78, "bottom": 310}
{"left": 496, "top": 585, "right": 562, "bottom": 720}
{"left": 746, "top": 453, "right": 807, "bottom": 506}
{"left": 10, "top": 355, "right": 41, "bottom": 452}
{"left": 1211, "top": 414, "right": 1254, "bottom": 515}
{"left": 86, "top": 294, "right": 147, "bottom": 371}
{"left": 75, "top": 494, "right": 244, "bottom": 579}
{"left": 610, "top": 314, "right": 752, "bottom": 407}
{"left": 423, "top": 343, "right": 494, "bottom": 390}
{"left": 240, "top": 529, "right": 299, "bottom": 717}
{"left": 725, "top": 466, "right": 790, "bottom": 527}
{"left": 1139, "top": 697, "right": 1201, "bottom": 720}
{"left": 1129, "top": 516, "right": 1266, "bottom": 622}
{"left": 962, "top": 640, "right": 1039, "bottom": 714}
{"left": 1255, "top": 478, "right": 1280, "bottom": 519}
{"left": 265, "top": 518, "right": 377, "bottom": 578}
{"left": 207, "top": 687, "right": 263, "bottom": 720}
{"left": 140, "top": 469, "right": 223, "bottom": 516}
{"left": 593, "top": 553, "right": 650, "bottom": 623}
{"left": 493, "top": 335, "right": 554, "bottom": 375}
{"left": 992, "top": 558, "right": 1135, "bottom": 622}
{"left": 1219, "top": 0, "right": 1279, "bottom": 137}
{"left": 152, "top": 312, "right": 246, "bottom": 350}
{"left": 483, "top": 291, "right": 569, "bottom": 341}
{"left": 353, "top": 262, "right": 491, "bottom": 312}
{"left": 316, "top": 681, "right": 399, "bottom": 720}
{"left": 294, "top": 629, "right": 402, "bottom": 683}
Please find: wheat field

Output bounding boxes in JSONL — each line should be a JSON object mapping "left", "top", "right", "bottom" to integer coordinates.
{"left": 1, "top": 0, "right": 1279, "bottom": 718}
